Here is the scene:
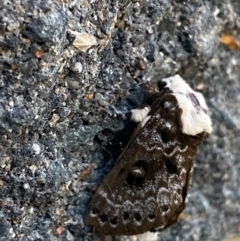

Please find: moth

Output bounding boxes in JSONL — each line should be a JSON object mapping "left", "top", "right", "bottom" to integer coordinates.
{"left": 85, "top": 75, "right": 212, "bottom": 238}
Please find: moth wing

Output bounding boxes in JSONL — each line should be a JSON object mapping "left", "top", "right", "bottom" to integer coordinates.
{"left": 85, "top": 95, "right": 196, "bottom": 235}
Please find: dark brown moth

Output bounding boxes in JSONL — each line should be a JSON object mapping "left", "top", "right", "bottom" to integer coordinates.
{"left": 85, "top": 75, "right": 212, "bottom": 238}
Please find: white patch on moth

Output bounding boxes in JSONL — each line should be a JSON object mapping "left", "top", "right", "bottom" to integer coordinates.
{"left": 130, "top": 231, "right": 159, "bottom": 241}
{"left": 131, "top": 106, "right": 150, "bottom": 123}
{"left": 165, "top": 121, "right": 171, "bottom": 129}
{"left": 32, "top": 143, "right": 41, "bottom": 155}
{"left": 162, "top": 75, "right": 212, "bottom": 135}
{"left": 140, "top": 115, "right": 151, "bottom": 128}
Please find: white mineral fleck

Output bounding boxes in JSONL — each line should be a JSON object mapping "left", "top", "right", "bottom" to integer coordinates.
{"left": 23, "top": 182, "right": 30, "bottom": 189}
{"left": 69, "top": 30, "right": 98, "bottom": 52}
{"left": 70, "top": 62, "right": 83, "bottom": 73}
{"left": 131, "top": 232, "right": 159, "bottom": 241}
{"left": 32, "top": 143, "right": 41, "bottom": 155}
{"left": 29, "top": 165, "right": 38, "bottom": 175}
{"left": 49, "top": 113, "right": 60, "bottom": 127}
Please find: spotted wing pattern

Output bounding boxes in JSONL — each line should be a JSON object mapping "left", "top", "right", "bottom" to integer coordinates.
{"left": 85, "top": 93, "right": 206, "bottom": 235}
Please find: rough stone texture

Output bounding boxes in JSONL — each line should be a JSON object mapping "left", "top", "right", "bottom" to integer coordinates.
{"left": 0, "top": 0, "right": 240, "bottom": 241}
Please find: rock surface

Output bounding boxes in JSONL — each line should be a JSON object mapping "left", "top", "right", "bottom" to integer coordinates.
{"left": 0, "top": 0, "right": 240, "bottom": 241}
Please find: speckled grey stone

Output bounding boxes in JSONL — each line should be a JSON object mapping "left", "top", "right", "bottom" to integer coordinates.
{"left": 0, "top": 0, "right": 240, "bottom": 241}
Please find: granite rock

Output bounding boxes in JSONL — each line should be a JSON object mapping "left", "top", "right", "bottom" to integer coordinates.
{"left": 0, "top": 0, "right": 240, "bottom": 241}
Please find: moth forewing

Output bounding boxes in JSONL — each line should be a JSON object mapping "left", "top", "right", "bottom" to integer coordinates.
{"left": 85, "top": 75, "right": 212, "bottom": 237}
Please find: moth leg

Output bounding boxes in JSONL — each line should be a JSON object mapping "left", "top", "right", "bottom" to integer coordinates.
{"left": 139, "top": 82, "right": 160, "bottom": 104}
{"left": 121, "top": 105, "right": 150, "bottom": 151}
{"left": 124, "top": 104, "right": 151, "bottom": 146}
{"left": 129, "top": 82, "right": 160, "bottom": 123}
{"left": 139, "top": 82, "right": 159, "bottom": 93}
{"left": 139, "top": 82, "right": 169, "bottom": 108}
{"left": 130, "top": 104, "right": 150, "bottom": 123}
{"left": 126, "top": 82, "right": 164, "bottom": 144}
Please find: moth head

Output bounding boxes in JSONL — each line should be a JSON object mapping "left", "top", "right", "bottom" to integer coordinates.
{"left": 161, "top": 75, "right": 212, "bottom": 136}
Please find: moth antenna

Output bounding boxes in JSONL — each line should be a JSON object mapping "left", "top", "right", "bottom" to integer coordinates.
{"left": 101, "top": 146, "right": 117, "bottom": 195}
{"left": 103, "top": 179, "right": 114, "bottom": 197}
{"left": 101, "top": 146, "right": 114, "bottom": 162}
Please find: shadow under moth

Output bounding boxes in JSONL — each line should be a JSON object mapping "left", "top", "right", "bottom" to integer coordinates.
{"left": 85, "top": 75, "right": 212, "bottom": 240}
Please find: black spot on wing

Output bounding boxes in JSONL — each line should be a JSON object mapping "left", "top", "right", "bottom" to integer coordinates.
{"left": 134, "top": 160, "right": 148, "bottom": 171}
{"left": 127, "top": 160, "right": 149, "bottom": 186}
{"left": 165, "top": 159, "right": 178, "bottom": 175}
{"left": 110, "top": 216, "right": 118, "bottom": 226}
{"left": 99, "top": 213, "right": 108, "bottom": 223}
{"left": 160, "top": 128, "right": 171, "bottom": 143}
{"left": 134, "top": 212, "right": 142, "bottom": 222}
{"left": 92, "top": 207, "right": 99, "bottom": 215}
{"left": 126, "top": 173, "right": 144, "bottom": 187}
{"left": 161, "top": 205, "right": 169, "bottom": 212}
{"left": 123, "top": 212, "right": 130, "bottom": 221}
